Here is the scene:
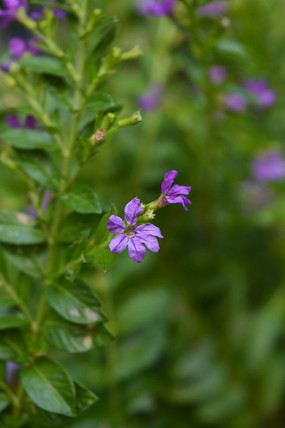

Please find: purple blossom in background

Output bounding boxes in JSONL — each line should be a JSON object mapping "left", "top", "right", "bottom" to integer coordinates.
{"left": 137, "top": 82, "right": 164, "bottom": 111}
{"left": 161, "top": 170, "right": 191, "bottom": 210}
{"left": 244, "top": 78, "right": 276, "bottom": 109}
{"left": 30, "top": 0, "right": 67, "bottom": 20}
{"left": 137, "top": 0, "right": 176, "bottom": 16}
{"left": 0, "top": 0, "right": 27, "bottom": 27}
{"left": 197, "top": 1, "right": 229, "bottom": 18}
{"left": 208, "top": 65, "right": 227, "bottom": 85}
{"left": 6, "top": 361, "right": 21, "bottom": 384}
{"left": 6, "top": 114, "right": 40, "bottom": 129}
{"left": 224, "top": 92, "right": 248, "bottom": 113}
{"left": 107, "top": 198, "right": 163, "bottom": 263}
{"left": 251, "top": 150, "right": 285, "bottom": 182}
{"left": 27, "top": 37, "right": 42, "bottom": 55}
{"left": 241, "top": 180, "right": 274, "bottom": 210}
{"left": 9, "top": 37, "right": 26, "bottom": 59}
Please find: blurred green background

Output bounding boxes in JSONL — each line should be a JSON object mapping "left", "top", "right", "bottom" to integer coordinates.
{"left": 2, "top": 0, "right": 285, "bottom": 427}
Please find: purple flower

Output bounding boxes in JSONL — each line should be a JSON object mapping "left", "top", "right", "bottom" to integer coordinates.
{"left": 137, "top": 0, "right": 176, "bottom": 16}
{"left": 224, "top": 92, "right": 248, "bottom": 113}
{"left": 9, "top": 37, "right": 26, "bottom": 59}
{"left": 27, "top": 37, "right": 42, "bottom": 55}
{"left": 107, "top": 198, "right": 163, "bottom": 263}
{"left": 197, "top": 1, "right": 228, "bottom": 18}
{"left": 161, "top": 170, "right": 191, "bottom": 210}
{"left": 208, "top": 65, "right": 227, "bottom": 85}
{"left": 244, "top": 78, "right": 276, "bottom": 109}
{"left": 30, "top": 1, "right": 67, "bottom": 20}
{"left": 6, "top": 114, "right": 40, "bottom": 129}
{"left": 251, "top": 150, "right": 285, "bottom": 182}
{"left": 137, "top": 82, "right": 164, "bottom": 111}
{"left": 6, "top": 361, "right": 21, "bottom": 384}
{"left": 0, "top": 0, "right": 27, "bottom": 27}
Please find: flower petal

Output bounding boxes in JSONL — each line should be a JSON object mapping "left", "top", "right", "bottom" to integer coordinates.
{"left": 127, "top": 238, "right": 146, "bottom": 263}
{"left": 168, "top": 184, "right": 191, "bottom": 196}
{"left": 161, "top": 170, "right": 178, "bottom": 194}
{"left": 167, "top": 195, "right": 191, "bottom": 210}
{"left": 107, "top": 215, "right": 125, "bottom": 234}
{"left": 136, "top": 224, "right": 163, "bottom": 239}
{"left": 136, "top": 234, "right": 160, "bottom": 253}
{"left": 124, "top": 198, "right": 143, "bottom": 226}
{"left": 109, "top": 234, "right": 128, "bottom": 254}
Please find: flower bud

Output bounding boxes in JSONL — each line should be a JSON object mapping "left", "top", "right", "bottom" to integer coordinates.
{"left": 118, "top": 111, "right": 142, "bottom": 128}
{"left": 121, "top": 45, "right": 143, "bottom": 61}
{"left": 91, "top": 128, "right": 106, "bottom": 143}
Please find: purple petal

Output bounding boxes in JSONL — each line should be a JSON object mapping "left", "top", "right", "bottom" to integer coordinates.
{"left": 167, "top": 195, "right": 192, "bottom": 210}
{"left": 109, "top": 234, "right": 128, "bottom": 254}
{"left": 197, "top": 1, "right": 228, "bottom": 18}
{"left": 127, "top": 238, "right": 146, "bottom": 263}
{"left": 107, "top": 215, "right": 125, "bottom": 234}
{"left": 168, "top": 184, "right": 191, "bottom": 196}
{"left": 161, "top": 170, "right": 178, "bottom": 194}
{"left": 136, "top": 223, "right": 163, "bottom": 238}
{"left": 6, "top": 115, "right": 22, "bottom": 128}
{"left": 124, "top": 198, "right": 143, "bottom": 226}
{"left": 136, "top": 234, "right": 160, "bottom": 253}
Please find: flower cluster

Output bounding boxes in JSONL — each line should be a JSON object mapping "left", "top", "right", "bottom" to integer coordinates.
{"left": 107, "top": 170, "right": 191, "bottom": 262}
{"left": 0, "top": 37, "right": 41, "bottom": 72}
{"left": 137, "top": 0, "right": 176, "bottom": 16}
{"left": 6, "top": 114, "right": 41, "bottom": 130}
{"left": 0, "top": 0, "right": 27, "bottom": 27}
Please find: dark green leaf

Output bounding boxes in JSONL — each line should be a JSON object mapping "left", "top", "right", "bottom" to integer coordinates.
{"left": 45, "top": 279, "right": 105, "bottom": 325}
{"left": 58, "top": 213, "right": 101, "bottom": 243}
{"left": 0, "top": 394, "right": 10, "bottom": 412}
{"left": 60, "top": 185, "right": 102, "bottom": 214}
{"left": 74, "top": 381, "right": 98, "bottom": 413}
{"left": 21, "top": 357, "right": 76, "bottom": 417}
{"left": 3, "top": 249, "right": 44, "bottom": 279}
{"left": 1, "top": 128, "right": 58, "bottom": 152}
{"left": 0, "top": 332, "right": 28, "bottom": 362}
{"left": 0, "top": 225, "right": 45, "bottom": 245}
{"left": 0, "top": 313, "right": 28, "bottom": 330}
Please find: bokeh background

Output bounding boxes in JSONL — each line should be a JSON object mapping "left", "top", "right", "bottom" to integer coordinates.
{"left": 2, "top": 0, "right": 285, "bottom": 427}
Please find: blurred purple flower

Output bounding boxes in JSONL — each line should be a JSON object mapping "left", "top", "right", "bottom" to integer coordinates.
{"left": 30, "top": 0, "right": 67, "bottom": 20}
{"left": 6, "top": 361, "right": 21, "bottom": 384}
{"left": 107, "top": 198, "right": 163, "bottom": 263}
{"left": 244, "top": 78, "right": 276, "bottom": 109}
{"left": 9, "top": 37, "right": 26, "bottom": 59}
{"left": 6, "top": 114, "right": 40, "bottom": 129}
{"left": 137, "top": 0, "right": 176, "bottom": 16}
{"left": 208, "top": 65, "right": 227, "bottom": 85}
{"left": 137, "top": 82, "right": 164, "bottom": 111}
{"left": 197, "top": 1, "right": 228, "bottom": 18}
{"left": 224, "top": 93, "right": 248, "bottom": 113}
{"left": 27, "top": 37, "right": 42, "bottom": 55}
{"left": 241, "top": 180, "right": 274, "bottom": 210}
{"left": 161, "top": 170, "right": 191, "bottom": 210}
{"left": 0, "top": 0, "right": 27, "bottom": 27}
{"left": 251, "top": 150, "right": 285, "bottom": 182}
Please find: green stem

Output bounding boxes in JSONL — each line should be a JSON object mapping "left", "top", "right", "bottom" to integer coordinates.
{"left": 0, "top": 379, "right": 18, "bottom": 406}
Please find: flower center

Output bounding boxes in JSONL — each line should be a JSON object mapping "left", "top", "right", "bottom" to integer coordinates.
{"left": 124, "top": 225, "right": 136, "bottom": 238}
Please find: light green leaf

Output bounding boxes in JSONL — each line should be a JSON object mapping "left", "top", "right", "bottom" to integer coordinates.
{"left": 1, "top": 128, "right": 58, "bottom": 152}
{"left": 17, "top": 56, "right": 68, "bottom": 77}
{"left": 60, "top": 185, "right": 102, "bottom": 214}
{"left": 45, "top": 279, "right": 105, "bottom": 325}
{"left": 21, "top": 357, "right": 76, "bottom": 417}
{"left": 0, "top": 225, "right": 45, "bottom": 245}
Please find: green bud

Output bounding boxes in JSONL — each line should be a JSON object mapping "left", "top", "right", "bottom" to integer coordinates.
{"left": 118, "top": 111, "right": 142, "bottom": 128}
{"left": 121, "top": 45, "right": 143, "bottom": 61}
{"left": 91, "top": 128, "right": 106, "bottom": 144}
{"left": 16, "top": 8, "right": 37, "bottom": 30}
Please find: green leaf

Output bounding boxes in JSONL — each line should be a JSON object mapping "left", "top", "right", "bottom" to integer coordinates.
{"left": 16, "top": 152, "right": 61, "bottom": 191}
{"left": 0, "top": 211, "right": 34, "bottom": 226}
{"left": 3, "top": 249, "right": 44, "bottom": 279}
{"left": 21, "top": 357, "right": 76, "bottom": 417}
{"left": 60, "top": 185, "right": 102, "bottom": 214}
{"left": 95, "top": 204, "right": 117, "bottom": 245}
{"left": 83, "top": 92, "right": 115, "bottom": 110}
{"left": 93, "top": 246, "right": 115, "bottom": 273}
{"left": 44, "top": 314, "right": 113, "bottom": 353}
{"left": 0, "top": 332, "right": 27, "bottom": 362}
{"left": 58, "top": 213, "right": 101, "bottom": 243}
{"left": 1, "top": 128, "right": 58, "bottom": 152}
{"left": 0, "top": 313, "right": 28, "bottom": 330}
{"left": 215, "top": 39, "right": 249, "bottom": 59}
{"left": 45, "top": 279, "right": 105, "bottom": 325}
{"left": 0, "top": 225, "right": 45, "bottom": 245}
{"left": 0, "top": 394, "right": 10, "bottom": 412}
{"left": 75, "top": 381, "right": 98, "bottom": 413}
{"left": 17, "top": 56, "right": 68, "bottom": 78}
